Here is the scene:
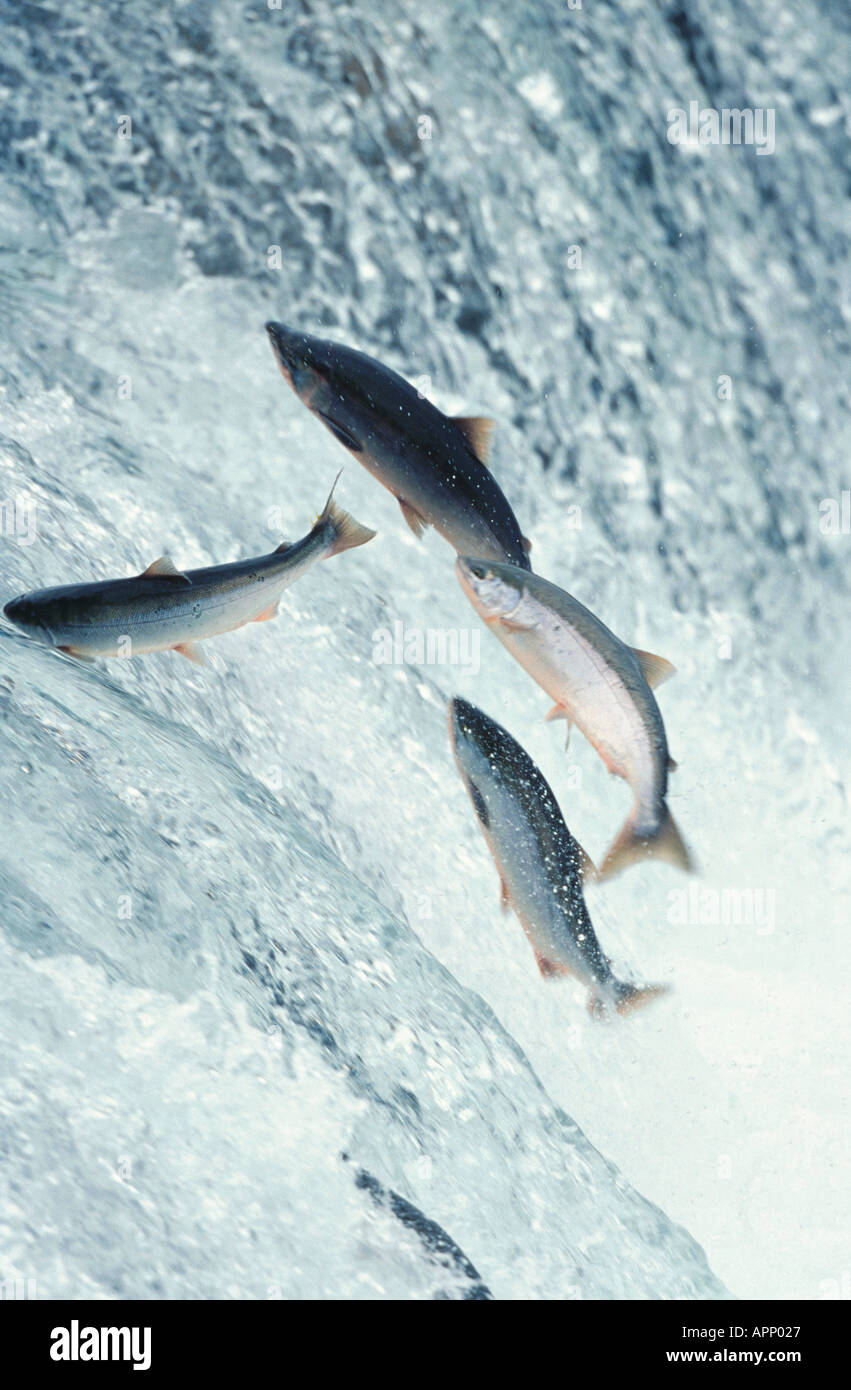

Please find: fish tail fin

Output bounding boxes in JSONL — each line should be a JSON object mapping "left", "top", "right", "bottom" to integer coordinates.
{"left": 318, "top": 472, "right": 376, "bottom": 556}
{"left": 597, "top": 805, "right": 694, "bottom": 882}
{"left": 587, "top": 981, "right": 670, "bottom": 1021}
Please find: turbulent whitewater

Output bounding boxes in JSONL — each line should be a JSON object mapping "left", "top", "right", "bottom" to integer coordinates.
{"left": 0, "top": 0, "right": 848, "bottom": 1299}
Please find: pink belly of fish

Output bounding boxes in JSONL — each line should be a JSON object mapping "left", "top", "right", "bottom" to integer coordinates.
{"left": 509, "top": 618, "right": 654, "bottom": 799}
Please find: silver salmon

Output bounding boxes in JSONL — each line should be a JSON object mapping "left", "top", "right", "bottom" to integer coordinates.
{"left": 449, "top": 697, "right": 667, "bottom": 1017}
{"left": 3, "top": 477, "right": 374, "bottom": 663}
{"left": 265, "top": 321, "right": 531, "bottom": 569}
{"left": 455, "top": 557, "right": 693, "bottom": 880}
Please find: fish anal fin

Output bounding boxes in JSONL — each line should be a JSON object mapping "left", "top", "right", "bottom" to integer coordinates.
{"left": 140, "top": 556, "right": 191, "bottom": 585}
{"left": 667, "top": 754, "right": 678, "bottom": 772}
{"left": 273, "top": 539, "right": 293, "bottom": 555}
{"left": 253, "top": 601, "right": 279, "bottom": 623}
{"left": 173, "top": 641, "right": 208, "bottom": 667}
{"left": 451, "top": 416, "right": 495, "bottom": 462}
{"left": 398, "top": 498, "right": 429, "bottom": 539}
{"left": 632, "top": 647, "right": 676, "bottom": 689}
{"left": 534, "top": 949, "right": 573, "bottom": 981}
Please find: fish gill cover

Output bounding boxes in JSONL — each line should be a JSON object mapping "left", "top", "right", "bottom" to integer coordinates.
{"left": 0, "top": 0, "right": 847, "bottom": 1299}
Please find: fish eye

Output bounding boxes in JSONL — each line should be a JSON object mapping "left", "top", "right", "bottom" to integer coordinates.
{"left": 469, "top": 562, "right": 490, "bottom": 581}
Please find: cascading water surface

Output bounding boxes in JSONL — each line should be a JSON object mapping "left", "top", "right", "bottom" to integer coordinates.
{"left": 0, "top": 0, "right": 847, "bottom": 1299}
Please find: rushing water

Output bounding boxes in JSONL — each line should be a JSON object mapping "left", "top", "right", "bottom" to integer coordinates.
{"left": 0, "top": 0, "right": 848, "bottom": 1299}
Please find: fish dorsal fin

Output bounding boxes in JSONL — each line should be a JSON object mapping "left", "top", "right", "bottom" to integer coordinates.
{"left": 273, "top": 539, "right": 293, "bottom": 555}
{"left": 632, "top": 647, "right": 676, "bottom": 689}
{"left": 576, "top": 844, "right": 596, "bottom": 884}
{"left": 451, "top": 416, "right": 495, "bottom": 462}
{"left": 140, "top": 556, "right": 191, "bottom": 585}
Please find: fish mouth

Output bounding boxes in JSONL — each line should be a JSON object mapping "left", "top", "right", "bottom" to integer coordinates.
{"left": 265, "top": 320, "right": 299, "bottom": 382}
{"left": 265, "top": 321, "right": 319, "bottom": 377}
{"left": 4, "top": 595, "right": 31, "bottom": 626}
{"left": 265, "top": 321, "right": 335, "bottom": 404}
{"left": 447, "top": 696, "right": 479, "bottom": 755}
{"left": 3, "top": 595, "right": 52, "bottom": 642}
{"left": 448, "top": 695, "right": 478, "bottom": 733}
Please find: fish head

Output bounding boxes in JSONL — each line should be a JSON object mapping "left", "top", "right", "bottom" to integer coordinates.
{"left": 265, "top": 322, "right": 334, "bottom": 405}
{"left": 447, "top": 698, "right": 498, "bottom": 827}
{"left": 448, "top": 696, "right": 491, "bottom": 761}
{"left": 455, "top": 556, "right": 525, "bottom": 623}
{"left": 3, "top": 591, "right": 58, "bottom": 645}
{"left": 265, "top": 322, "right": 383, "bottom": 457}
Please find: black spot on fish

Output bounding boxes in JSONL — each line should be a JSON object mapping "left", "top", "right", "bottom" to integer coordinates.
{"left": 466, "top": 777, "right": 489, "bottom": 828}
{"left": 317, "top": 411, "right": 362, "bottom": 452}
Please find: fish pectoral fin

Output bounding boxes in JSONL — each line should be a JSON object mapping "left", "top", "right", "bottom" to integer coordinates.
{"left": 450, "top": 416, "right": 495, "bottom": 462}
{"left": 522, "top": 535, "right": 532, "bottom": 555}
{"left": 631, "top": 647, "right": 676, "bottom": 689}
{"left": 533, "top": 949, "right": 573, "bottom": 981}
{"left": 397, "top": 498, "right": 429, "bottom": 539}
{"left": 499, "top": 875, "right": 511, "bottom": 915}
{"left": 253, "top": 601, "right": 279, "bottom": 623}
{"left": 173, "top": 641, "right": 209, "bottom": 666}
{"left": 140, "top": 556, "right": 192, "bottom": 585}
{"left": 495, "top": 613, "right": 529, "bottom": 633}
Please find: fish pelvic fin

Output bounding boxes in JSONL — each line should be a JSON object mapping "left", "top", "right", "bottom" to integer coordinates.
{"left": 318, "top": 473, "right": 377, "bottom": 556}
{"left": 631, "top": 647, "right": 676, "bottom": 689}
{"left": 398, "top": 497, "right": 429, "bottom": 539}
{"left": 588, "top": 982, "right": 670, "bottom": 1021}
{"left": 58, "top": 646, "right": 96, "bottom": 663}
{"left": 576, "top": 843, "right": 596, "bottom": 884}
{"left": 597, "top": 805, "right": 694, "bottom": 881}
{"left": 545, "top": 703, "right": 573, "bottom": 750}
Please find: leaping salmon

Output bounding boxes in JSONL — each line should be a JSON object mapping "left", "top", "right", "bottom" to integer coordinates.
{"left": 455, "top": 557, "right": 694, "bottom": 881}
{"left": 3, "top": 476, "right": 375, "bottom": 664}
{"left": 448, "top": 697, "right": 668, "bottom": 1017}
{"left": 265, "top": 321, "right": 532, "bottom": 569}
